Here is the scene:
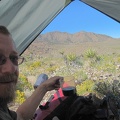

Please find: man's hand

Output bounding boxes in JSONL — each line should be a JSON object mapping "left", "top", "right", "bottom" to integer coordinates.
{"left": 42, "top": 76, "right": 64, "bottom": 91}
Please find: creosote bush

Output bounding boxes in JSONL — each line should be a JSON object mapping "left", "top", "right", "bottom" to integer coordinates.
{"left": 15, "top": 90, "right": 26, "bottom": 104}
{"left": 17, "top": 74, "right": 33, "bottom": 91}
{"left": 76, "top": 80, "right": 95, "bottom": 96}
{"left": 15, "top": 74, "right": 33, "bottom": 104}
{"left": 93, "top": 79, "right": 120, "bottom": 98}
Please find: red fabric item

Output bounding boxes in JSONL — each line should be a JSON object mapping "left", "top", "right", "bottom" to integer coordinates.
{"left": 34, "top": 83, "right": 68, "bottom": 120}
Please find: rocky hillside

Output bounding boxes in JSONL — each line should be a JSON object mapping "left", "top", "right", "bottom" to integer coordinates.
{"left": 24, "top": 31, "right": 120, "bottom": 56}
{"left": 37, "top": 31, "right": 118, "bottom": 43}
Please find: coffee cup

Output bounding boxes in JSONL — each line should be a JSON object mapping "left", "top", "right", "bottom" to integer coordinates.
{"left": 61, "top": 76, "right": 76, "bottom": 96}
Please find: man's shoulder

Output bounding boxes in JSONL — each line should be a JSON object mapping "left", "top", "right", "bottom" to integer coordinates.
{"left": 9, "top": 109, "right": 17, "bottom": 120}
{"left": 0, "top": 108, "right": 17, "bottom": 120}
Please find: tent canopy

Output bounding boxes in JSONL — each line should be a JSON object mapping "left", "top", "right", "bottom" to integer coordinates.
{"left": 0, "top": 0, "right": 120, "bottom": 55}
{"left": 81, "top": 0, "right": 120, "bottom": 23}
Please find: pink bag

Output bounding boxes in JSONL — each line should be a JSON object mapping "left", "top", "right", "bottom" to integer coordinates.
{"left": 34, "top": 88, "right": 67, "bottom": 120}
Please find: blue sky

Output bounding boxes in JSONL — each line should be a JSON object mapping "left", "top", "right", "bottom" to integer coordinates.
{"left": 42, "top": 0, "right": 120, "bottom": 38}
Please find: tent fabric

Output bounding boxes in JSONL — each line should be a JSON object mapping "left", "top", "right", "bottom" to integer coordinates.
{"left": 0, "top": 0, "right": 72, "bottom": 55}
{"left": 80, "top": 0, "right": 120, "bottom": 23}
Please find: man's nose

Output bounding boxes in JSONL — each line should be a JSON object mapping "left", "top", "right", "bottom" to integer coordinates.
{"left": 1, "top": 59, "right": 17, "bottom": 74}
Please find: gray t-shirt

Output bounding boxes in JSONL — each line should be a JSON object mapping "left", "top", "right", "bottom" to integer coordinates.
{"left": 0, "top": 106, "right": 17, "bottom": 120}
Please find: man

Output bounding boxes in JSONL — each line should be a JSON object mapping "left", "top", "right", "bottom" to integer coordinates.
{"left": 0, "top": 25, "right": 63, "bottom": 120}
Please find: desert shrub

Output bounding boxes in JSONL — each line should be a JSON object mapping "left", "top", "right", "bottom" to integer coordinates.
{"left": 62, "top": 53, "right": 83, "bottom": 66}
{"left": 76, "top": 80, "right": 95, "bottom": 96}
{"left": 84, "top": 49, "right": 97, "bottom": 58}
{"left": 15, "top": 74, "right": 33, "bottom": 104}
{"left": 17, "top": 74, "right": 33, "bottom": 92}
{"left": 23, "top": 60, "right": 42, "bottom": 70}
{"left": 66, "top": 53, "right": 77, "bottom": 62}
{"left": 74, "top": 57, "right": 84, "bottom": 66}
{"left": 117, "top": 56, "right": 120, "bottom": 63}
{"left": 74, "top": 70, "right": 88, "bottom": 82}
{"left": 93, "top": 79, "right": 120, "bottom": 98}
{"left": 84, "top": 49, "right": 102, "bottom": 68}
{"left": 46, "top": 64, "right": 58, "bottom": 73}
{"left": 59, "top": 52, "right": 84, "bottom": 76}
{"left": 15, "top": 90, "right": 26, "bottom": 104}
{"left": 93, "top": 55, "right": 116, "bottom": 73}
{"left": 25, "top": 61, "right": 42, "bottom": 71}
{"left": 30, "top": 61, "right": 42, "bottom": 68}
{"left": 54, "top": 66, "right": 73, "bottom": 77}
{"left": 98, "top": 61, "right": 116, "bottom": 73}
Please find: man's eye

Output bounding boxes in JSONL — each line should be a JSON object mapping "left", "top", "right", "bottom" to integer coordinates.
{"left": 0, "top": 54, "right": 4, "bottom": 59}
{"left": 10, "top": 56, "right": 19, "bottom": 64}
{"left": 0, "top": 55, "right": 3, "bottom": 60}
{"left": 0, "top": 55, "right": 6, "bottom": 64}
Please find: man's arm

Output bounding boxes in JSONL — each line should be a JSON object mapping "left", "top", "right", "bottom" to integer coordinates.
{"left": 16, "top": 76, "right": 63, "bottom": 120}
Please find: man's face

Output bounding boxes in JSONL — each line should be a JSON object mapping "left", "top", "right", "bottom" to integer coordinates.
{"left": 0, "top": 33, "right": 19, "bottom": 104}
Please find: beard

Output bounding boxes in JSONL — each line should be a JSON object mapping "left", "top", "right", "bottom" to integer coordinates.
{"left": 0, "top": 73, "right": 18, "bottom": 105}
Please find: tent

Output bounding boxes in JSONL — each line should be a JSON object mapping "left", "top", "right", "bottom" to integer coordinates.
{"left": 0, "top": 0, "right": 120, "bottom": 55}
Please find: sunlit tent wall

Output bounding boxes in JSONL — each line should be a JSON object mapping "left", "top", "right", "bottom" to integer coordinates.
{"left": 0, "top": 0, "right": 120, "bottom": 55}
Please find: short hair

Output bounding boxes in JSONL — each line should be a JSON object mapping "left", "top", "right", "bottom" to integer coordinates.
{"left": 0, "top": 25, "right": 10, "bottom": 35}
{"left": 0, "top": 25, "right": 16, "bottom": 49}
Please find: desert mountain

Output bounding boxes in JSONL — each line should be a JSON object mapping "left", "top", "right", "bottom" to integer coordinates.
{"left": 36, "top": 31, "right": 119, "bottom": 44}
{"left": 24, "top": 31, "right": 120, "bottom": 56}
